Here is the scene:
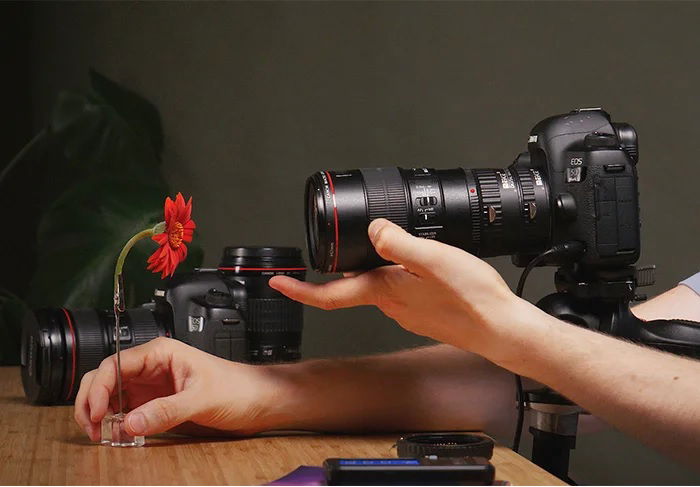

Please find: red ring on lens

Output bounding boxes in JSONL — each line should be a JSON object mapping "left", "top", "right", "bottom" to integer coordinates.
{"left": 324, "top": 171, "right": 340, "bottom": 273}
{"left": 61, "top": 308, "right": 77, "bottom": 401}
{"left": 218, "top": 267, "right": 307, "bottom": 271}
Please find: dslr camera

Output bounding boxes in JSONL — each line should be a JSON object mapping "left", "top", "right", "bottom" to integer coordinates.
{"left": 22, "top": 246, "right": 306, "bottom": 404}
{"left": 305, "top": 108, "right": 639, "bottom": 273}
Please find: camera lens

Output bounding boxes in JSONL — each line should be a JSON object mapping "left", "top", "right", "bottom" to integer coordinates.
{"left": 218, "top": 246, "right": 306, "bottom": 363}
{"left": 305, "top": 167, "right": 551, "bottom": 272}
{"left": 21, "top": 307, "right": 168, "bottom": 405}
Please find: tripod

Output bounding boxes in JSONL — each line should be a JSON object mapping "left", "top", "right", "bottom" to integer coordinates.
{"left": 525, "top": 264, "right": 700, "bottom": 481}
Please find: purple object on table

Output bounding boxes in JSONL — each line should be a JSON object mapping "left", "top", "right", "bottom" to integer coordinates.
{"left": 266, "top": 466, "right": 326, "bottom": 486}
{"left": 266, "top": 464, "right": 510, "bottom": 486}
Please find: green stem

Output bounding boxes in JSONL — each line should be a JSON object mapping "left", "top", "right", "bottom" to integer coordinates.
{"left": 0, "top": 128, "right": 49, "bottom": 187}
{"left": 113, "top": 221, "right": 166, "bottom": 292}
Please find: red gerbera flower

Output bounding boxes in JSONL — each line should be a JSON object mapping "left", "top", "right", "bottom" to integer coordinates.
{"left": 147, "top": 192, "right": 196, "bottom": 278}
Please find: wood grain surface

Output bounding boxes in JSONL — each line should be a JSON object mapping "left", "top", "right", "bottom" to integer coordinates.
{"left": 0, "top": 367, "right": 565, "bottom": 485}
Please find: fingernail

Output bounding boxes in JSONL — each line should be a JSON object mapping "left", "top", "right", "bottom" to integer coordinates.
{"left": 368, "top": 219, "right": 384, "bottom": 241}
{"left": 128, "top": 412, "right": 147, "bottom": 434}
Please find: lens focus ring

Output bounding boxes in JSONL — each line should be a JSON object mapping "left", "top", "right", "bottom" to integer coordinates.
{"left": 127, "top": 308, "right": 163, "bottom": 346}
{"left": 515, "top": 168, "right": 537, "bottom": 220}
{"left": 70, "top": 309, "right": 108, "bottom": 391}
{"left": 360, "top": 168, "right": 409, "bottom": 229}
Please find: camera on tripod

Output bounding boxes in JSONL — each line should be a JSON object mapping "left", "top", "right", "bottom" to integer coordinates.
{"left": 304, "top": 107, "right": 700, "bottom": 480}
{"left": 305, "top": 107, "right": 639, "bottom": 274}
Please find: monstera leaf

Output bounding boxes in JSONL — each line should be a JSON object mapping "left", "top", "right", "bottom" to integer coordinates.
{"left": 2, "top": 69, "right": 205, "bottom": 365}
{"left": 29, "top": 178, "right": 203, "bottom": 309}
{"left": 48, "top": 69, "right": 163, "bottom": 180}
{"left": 0, "top": 290, "right": 28, "bottom": 365}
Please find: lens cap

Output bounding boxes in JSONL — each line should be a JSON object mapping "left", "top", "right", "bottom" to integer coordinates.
{"left": 396, "top": 433, "right": 495, "bottom": 459}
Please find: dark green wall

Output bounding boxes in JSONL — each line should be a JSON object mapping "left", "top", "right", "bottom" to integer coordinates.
{"left": 28, "top": 2, "right": 700, "bottom": 484}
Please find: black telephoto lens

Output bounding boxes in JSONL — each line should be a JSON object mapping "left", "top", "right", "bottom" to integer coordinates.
{"left": 305, "top": 167, "right": 551, "bottom": 273}
{"left": 20, "top": 307, "right": 168, "bottom": 404}
{"left": 218, "top": 246, "right": 306, "bottom": 363}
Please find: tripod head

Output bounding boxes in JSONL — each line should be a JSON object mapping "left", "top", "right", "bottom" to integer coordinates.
{"left": 525, "top": 262, "right": 700, "bottom": 481}
{"left": 538, "top": 263, "right": 700, "bottom": 358}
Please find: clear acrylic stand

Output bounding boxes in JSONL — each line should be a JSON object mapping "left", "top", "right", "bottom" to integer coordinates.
{"left": 101, "top": 412, "right": 145, "bottom": 447}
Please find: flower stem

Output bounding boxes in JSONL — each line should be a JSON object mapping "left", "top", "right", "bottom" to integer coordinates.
{"left": 113, "top": 229, "right": 155, "bottom": 293}
{"left": 113, "top": 221, "right": 166, "bottom": 293}
{"left": 112, "top": 221, "right": 165, "bottom": 415}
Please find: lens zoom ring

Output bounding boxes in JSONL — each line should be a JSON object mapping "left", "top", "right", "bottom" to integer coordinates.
{"left": 465, "top": 171, "right": 481, "bottom": 247}
{"left": 515, "top": 168, "right": 536, "bottom": 221}
{"left": 247, "top": 299, "right": 303, "bottom": 333}
{"left": 474, "top": 170, "right": 502, "bottom": 227}
{"left": 127, "top": 309, "right": 162, "bottom": 346}
{"left": 360, "top": 168, "right": 409, "bottom": 229}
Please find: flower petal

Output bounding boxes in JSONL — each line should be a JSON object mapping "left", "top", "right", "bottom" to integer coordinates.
{"left": 152, "top": 233, "right": 168, "bottom": 245}
{"left": 183, "top": 196, "right": 193, "bottom": 223}
{"left": 174, "top": 193, "right": 187, "bottom": 222}
{"left": 164, "top": 196, "right": 176, "bottom": 223}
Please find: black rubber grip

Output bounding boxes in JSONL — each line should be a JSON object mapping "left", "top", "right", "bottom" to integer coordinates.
{"left": 247, "top": 298, "right": 303, "bottom": 333}
{"left": 360, "top": 167, "right": 409, "bottom": 229}
{"left": 127, "top": 308, "right": 163, "bottom": 346}
{"left": 70, "top": 309, "right": 108, "bottom": 388}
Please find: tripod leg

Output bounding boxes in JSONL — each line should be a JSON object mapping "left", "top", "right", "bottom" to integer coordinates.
{"left": 530, "top": 427, "right": 576, "bottom": 482}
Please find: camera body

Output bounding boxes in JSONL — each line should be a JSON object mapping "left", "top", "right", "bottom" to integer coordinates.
{"left": 512, "top": 108, "right": 640, "bottom": 269}
{"left": 21, "top": 246, "right": 305, "bottom": 404}
{"left": 158, "top": 265, "right": 304, "bottom": 364}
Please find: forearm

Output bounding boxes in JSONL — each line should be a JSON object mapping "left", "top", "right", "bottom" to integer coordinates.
{"left": 261, "top": 345, "right": 517, "bottom": 436}
{"left": 484, "top": 297, "right": 700, "bottom": 468}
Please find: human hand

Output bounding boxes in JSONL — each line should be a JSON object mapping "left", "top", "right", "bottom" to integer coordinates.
{"left": 270, "top": 218, "right": 527, "bottom": 357}
{"left": 74, "top": 337, "right": 282, "bottom": 441}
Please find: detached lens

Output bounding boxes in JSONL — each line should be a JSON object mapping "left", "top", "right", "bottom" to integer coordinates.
{"left": 218, "top": 246, "right": 306, "bottom": 363}
{"left": 21, "top": 307, "right": 167, "bottom": 405}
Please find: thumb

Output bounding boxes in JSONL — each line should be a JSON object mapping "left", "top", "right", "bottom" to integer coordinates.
{"left": 368, "top": 218, "right": 450, "bottom": 276}
{"left": 124, "top": 392, "right": 195, "bottom": 436}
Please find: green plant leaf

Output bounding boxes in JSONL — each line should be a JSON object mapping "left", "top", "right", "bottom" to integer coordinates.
{"left": 48, "top": 69, "right": 164, "bottom": 181}
{"left": 49, "top": 91, "right": 162, "bottom": 180}
{"left": 0, "top": 290, "right": 28, "bottom": 365}
{"left": 28, "top": 178, "right": 204, "bottom": 309}
{"left": 89, "top": 68, "right": 164, "bottom": 158}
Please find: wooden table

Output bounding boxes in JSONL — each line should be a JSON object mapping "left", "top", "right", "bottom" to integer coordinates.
{"left": 0, "top": 367, "right": 564, "bottom": 485}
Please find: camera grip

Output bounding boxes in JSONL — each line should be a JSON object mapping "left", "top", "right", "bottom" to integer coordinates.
{"left": 636, "top": 318, "right": 700, "bottom": 359}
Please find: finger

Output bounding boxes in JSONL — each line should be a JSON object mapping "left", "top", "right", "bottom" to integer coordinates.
{"left": 342, "top": 271, "right": 364, "bottom": 278}
{"left": 269, "top": 274, "right": 377, "bottom": 310}
{"left": 124, "top": 392, "right": 196, "bottom": 436}
{"left": 74, "top": 371, "right": 98, "bottom": 440}
{"left": 368, "top": 218, "right": 455, "bottom": 276}
{"left": 87, "top": 337, "right": 175, "bottom": 422}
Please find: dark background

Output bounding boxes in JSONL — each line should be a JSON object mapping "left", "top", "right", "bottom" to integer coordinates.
{"left": 3, "top": 1, "right": 700, "bottom": 484}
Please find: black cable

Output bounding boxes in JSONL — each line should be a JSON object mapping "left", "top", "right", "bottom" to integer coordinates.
{"left": 511, "top": 247, "right": 561, "bottom": 453}
{"left": 510, "top": 242, "right": 585, "bottom": 453}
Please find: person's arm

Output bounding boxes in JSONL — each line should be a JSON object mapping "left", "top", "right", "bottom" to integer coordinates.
{"left": 270, "top": 219, "right": 700, "bottom": 469}
{"left": 493, "top": 300, "right": 700, "bottom": 469}
{"left": 268, "top": 344, "right": 518, "bottom": 437}
{"left": 74, "top": 339, "right": 520, "bottom": 441}
{"left": 632, "top": 282, "right": 700, "bottom": 322}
